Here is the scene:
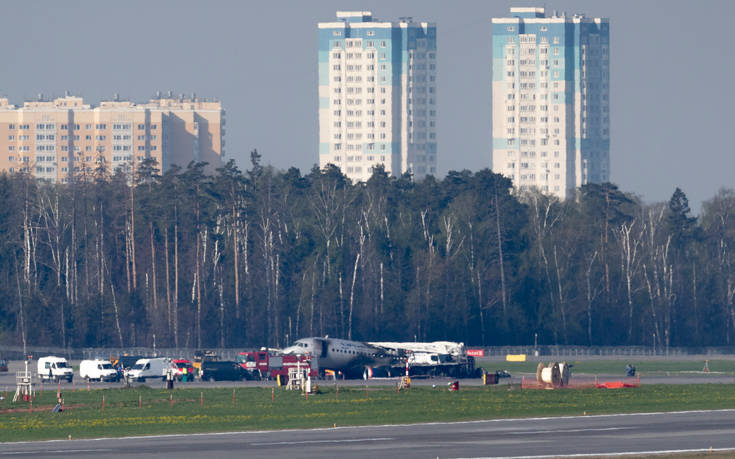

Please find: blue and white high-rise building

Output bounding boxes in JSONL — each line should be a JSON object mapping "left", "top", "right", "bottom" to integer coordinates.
{"left": 318, "top": 11, "right": 437, "bottom": 181}
{"left": 491, "top": 7, "right": 610, "bottom": 199}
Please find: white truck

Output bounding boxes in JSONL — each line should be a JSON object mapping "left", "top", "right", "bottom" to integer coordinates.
{"left": 37, "top": 356, "right": 74, "bottom": 383}
{"left": 125, "top": 358, "right": 173, "bottom": 382}
{"left": 79, "top": 359, "right": 119, "bottom": 382}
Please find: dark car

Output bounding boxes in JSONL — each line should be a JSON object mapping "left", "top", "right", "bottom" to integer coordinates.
{"left": 114, "top": 355, "right": 149, "bottom": 370}
{"left": 0, "top": 359, "right": 8, "bottom": 372}
{"left": 201, "top": 361, "right": 248, "bottom": 382}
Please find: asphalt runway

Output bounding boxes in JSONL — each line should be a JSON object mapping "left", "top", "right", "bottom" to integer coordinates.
{"left": 2, "top": 410, "right": 735, "bottom": 458}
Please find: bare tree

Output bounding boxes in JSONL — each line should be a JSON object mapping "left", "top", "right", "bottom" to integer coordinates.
{"left": 615, "top": 220, "right": 644, "bottom": 341}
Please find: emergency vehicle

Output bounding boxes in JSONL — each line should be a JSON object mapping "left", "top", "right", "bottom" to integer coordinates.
{"left": 236, "top": 351, "right": 317, "bottom": 382}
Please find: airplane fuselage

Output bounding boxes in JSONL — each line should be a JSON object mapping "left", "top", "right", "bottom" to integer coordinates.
{"left": 281, "top": 337, "right": 389, "bottom": 375}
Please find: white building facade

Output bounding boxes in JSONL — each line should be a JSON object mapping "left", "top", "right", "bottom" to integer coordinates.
{"left": 318, "top": 11, "right": 437, "bottom": 181}
{"left": 491, "top": 7, "right": 610, "bottom": 199}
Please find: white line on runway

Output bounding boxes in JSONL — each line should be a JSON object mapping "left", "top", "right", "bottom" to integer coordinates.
{"left": 0, "top": 449, "right": 112, "bottom": 455}
{"left": 251, "top": 437, "right": 393, "bottom": 446}
{"left": 507, "top": 427, "right": 631, "bottom": 435}
{"left": 454, "top": 447, "right": 735, "bottom": 459}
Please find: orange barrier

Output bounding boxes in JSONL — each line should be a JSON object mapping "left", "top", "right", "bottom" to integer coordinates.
{"left": 595, "top": 380, "right": 640, "bottom": 389}
{"left": 521, "top": 375, "right": 640, "bottom": 390}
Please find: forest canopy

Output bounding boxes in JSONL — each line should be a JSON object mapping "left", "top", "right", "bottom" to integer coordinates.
{"left": 1, "top": 153, "right": 733, "bottom": 351}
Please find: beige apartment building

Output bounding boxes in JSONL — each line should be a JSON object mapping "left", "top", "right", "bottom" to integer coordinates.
{"left": 0, "top": 94, "right": 224, "bottom": 183}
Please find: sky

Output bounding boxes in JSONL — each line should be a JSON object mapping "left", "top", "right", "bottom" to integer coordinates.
{"left": 1, "top": 0, "right": 733, "bottom": 213}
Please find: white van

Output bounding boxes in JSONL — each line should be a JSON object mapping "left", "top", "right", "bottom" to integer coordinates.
{"left": 80, "top": 359, "right": 119, "bottom": 382}
{"left": 38, "top": 356, "right": 74, "bottom": 383}
{"left": 126, "top": 358, "right": 172, "bottom": 382}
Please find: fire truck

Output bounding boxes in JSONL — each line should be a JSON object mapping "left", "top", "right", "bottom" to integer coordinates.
{"left": 236, "top": 351, "right": 316, "bottom": 382}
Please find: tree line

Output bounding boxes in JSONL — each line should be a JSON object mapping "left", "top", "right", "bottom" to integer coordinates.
{"left": 1, "top": 152, "right": 734, "bottom": 350}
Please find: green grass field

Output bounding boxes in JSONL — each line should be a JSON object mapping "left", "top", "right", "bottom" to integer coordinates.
{"left": 480, "top": 359, "right": 735, "bottom": 376}
{"left": 2, "top": 382, "right": 735, "bottom": 442}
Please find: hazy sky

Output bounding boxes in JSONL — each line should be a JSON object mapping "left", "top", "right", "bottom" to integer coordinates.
{"left": 2, "top": 0, "right": 733, "bottom": 212}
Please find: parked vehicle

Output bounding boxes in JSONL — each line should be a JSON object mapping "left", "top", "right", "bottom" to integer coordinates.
{"left": 126, "top": 358, "right": 173, "bottom": 382}
{"left": 236, "top": 351, "right": 315, "bottom": 382}
{"left": 201, "top": 361, "right": 248, "bottom": 381}
{"left": 80, "top": 359, "right": 119, "bottom": 382}
{"left": 111, "top": 354, "right": 148, "bottom": 371}
{"left": 193, "top": 350, "right": 218, "bottom": 374}
{"left": 0, "top": 359, "right": 8, "bottom": 372}
{"left": 38, "top": 356, "right": 74, "bottom": 383}
{"left": 172, "top": 359, "right": 195, "bottom": 381}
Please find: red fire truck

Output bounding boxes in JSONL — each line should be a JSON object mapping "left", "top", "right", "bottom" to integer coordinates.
{"left": 236, "top": 351, "right": 317, "bottom": 381}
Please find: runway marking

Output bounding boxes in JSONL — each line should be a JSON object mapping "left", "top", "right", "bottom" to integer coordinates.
{"left": 0, "top": 449, "right": 112, "bottom": 455}
{"left": 507, "top": 427, "right": 631, "bottom": 435}
{"left": 251, "top": 437, "right": 393, "bottom": 446}
{"left": 454, "top": 447, "right": 735, "bottom": 459}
